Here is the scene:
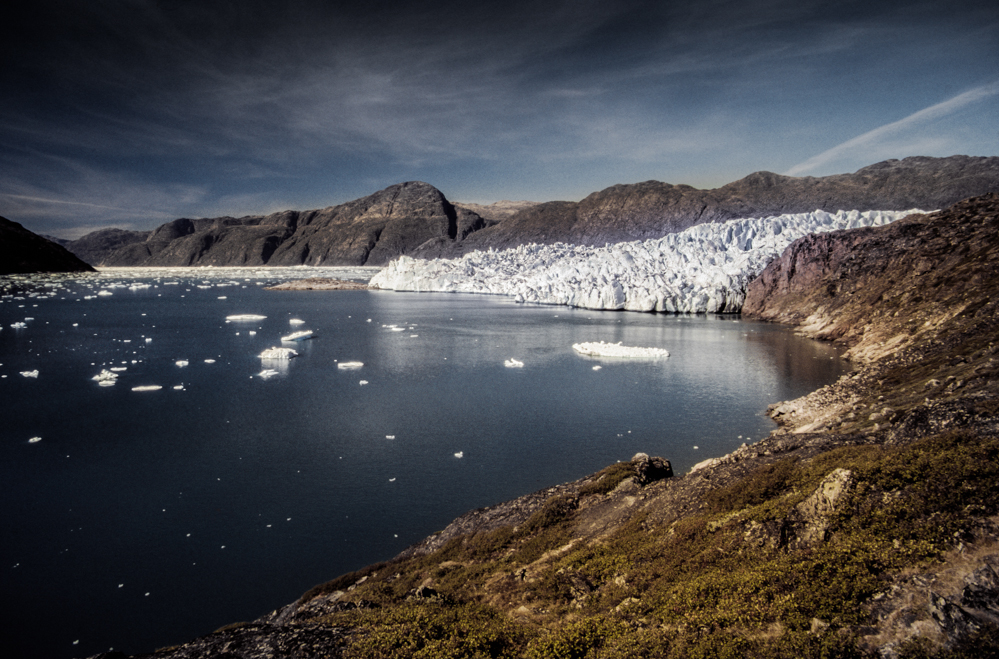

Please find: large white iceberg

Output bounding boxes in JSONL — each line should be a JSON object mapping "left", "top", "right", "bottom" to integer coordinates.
{"left": 259, "top": 347, "right": 298, "bottom": 360}
{"left": 573, "top": 341, "right": 669, "bottom": 359}
{"left": 369, "top": 209, "right": 921, "bottom": 313}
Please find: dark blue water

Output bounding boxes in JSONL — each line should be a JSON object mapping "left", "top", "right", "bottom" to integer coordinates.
{"left": 0, "top": 269, "right": 848, "bottom": 658}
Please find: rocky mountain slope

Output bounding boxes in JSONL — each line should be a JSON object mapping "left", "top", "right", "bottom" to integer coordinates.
{"left": 67, "top": 182, "right": 494, "bottom": 267}
{"left": 0, "top": 216, "right": 94, "bottom": 274}
{"left": 68, "top": 156, "right": 999, "bottom": 268}
{"left": 93, "top": 194, "right": 999, "bottom": 658}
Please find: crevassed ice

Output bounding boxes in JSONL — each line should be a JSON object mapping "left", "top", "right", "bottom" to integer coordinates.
{"left": 369, "top": 209, "right": 922, "bottom": 313}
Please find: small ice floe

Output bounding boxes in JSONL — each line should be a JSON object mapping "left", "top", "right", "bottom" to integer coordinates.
{"left": 389, "top": 477, "right": 396, "bottom": 482}
{"left": 175, "top": 360, "right": 189, "bottom": 367}
{"left": 390, "top": 327, "right": 404, "bottom": 332}
{"left": 226, "top": 314, "right": 266, "bottom": 321}
{"left": 173, "top": 385, "right": 185, "bottom": 390}
{"left": 92, "top": 369, "right": 118, "bottom": 386}
{"left": 97, "top": 290, "right": 113, "bottom": 296}
{"left": 20, "top": 370, "right": 39, "bottom": 378}
{"left": 572, "top": 341, "right": 669, "bottom": 359}
{"left": 145, "top": 337, "right": 152, "bottom": 343}
{"left": 217, "top": 296, "right": 227, "bottom": 300}
{"left": 10, "top": 322, "right": 27, "bottom": 329}
{"left": 256, "top": 369, "right": 280, "bottom": 379}
{"left": 129, "top": 284, "right": 151, "bottom": 291}
{"left": 504, "top": 358, "right": 524, "bottom": 368}
{"left": 28, "top": 437, "right": 42, "bottom": 443}
{"left": 281, "top": 330, "right": 314, "bottom": 342}
{"left": 204, "top": 359, "right": 216, "bottom": 364}
{"left": 110, "top": 367, "right": 127, "bottom": 372}
{"left": 337, "top": 361, "right": 363, "bottom": 370}
{"left": 248, "top": 331, "right": 256, "bottom": 336}
{"left": 289, "top": 318, "right": 305, "bottom": 325}
{"left": 592, "top": 365, "right": 602, "bottom": 371}
{"left": 259, "top": 347, "right": 298, "bottom": 360}
{"left": 131, "top": 385, "right": 162, "bottom": 392}
{"left": 386, "top": 435, "right": 395, "bottom": 439}
{"left": 454, "top": 451, "right": 464, "bottom": 459}
{"left": 359, "top": 380, "right": 369, "bottom": 385}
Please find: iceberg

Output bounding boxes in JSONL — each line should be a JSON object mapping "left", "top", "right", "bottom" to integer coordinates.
{"left": 259, "top": 347, "right": 298, "bottom": 360}
{"left": 20, "top": 370, "right": 39, "bottom": 378}
{"left": 504, "top": 358, "right": 524, "bottom": 368}
{"left": 289, "top": 318, "right": 305, "bottom": 325}
{"left": 175, "top": 360, "right": 189, "bottom": 367}
{"left": 131, "top": 385, "right": 162, "bottom": 392}
{"left": 281, "top": 330, "right": 315, "bottom": 342}
{"left": 92, "top": 369, "right": 118, "bottom": 385}
{"left": 369, "top": 209, "right": 921, "bottom": 313}
{"left": 256, "top": 369, "right": 280, "bottom": 379}
{"left": 337, "top": 361, "right": 364, "bottom": 370}
{"left": 572, "top": 341, "right": 670, "bottom": 359}
{"left": 226, "top": 314, "right": 267, "bottom": 321}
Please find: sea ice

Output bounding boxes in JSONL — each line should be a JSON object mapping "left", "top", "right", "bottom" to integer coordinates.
{"left": 29, "top": 437, "right": 41, "bottom": 443}
{"left": 92, "top": 369, "right": 118, "bottom": 384}
{"left": 257, "top": 369, "right": 280, "bottom": 379}
{"left": 454, "top": 451, "right": 464, "bottom": 458}
{"left": 131, "top": 385, "right": 162, "bottom": 392}
{"left": 20, "top": 370, "right": 39, "bottom": 378}
{"left": 289, "top": 318, "right": 305, "bottom": 325}
{"left": 204, "top": 359, "right": 216, "bottom": 364}
{"left": 369, "top": 208, "right": 922, "bottom": 313}
{"left": 504, "top": 358, "right": 524, "bottom": 368}
{"left": 226, "top": 314, "right": 267, "bottom": 321}
{"left": 259, "top": 347, "right": 298, "bottom": 360}
{"left": 337, "top": 361, "right": 364, "bottom": 370}
{"left": 10, "top": 322, "right": 27, "bottom": 329}
{"left": 572, "top": 341, "right": 669, "bottom": 359}
{"left": 175, "top": 360, "right": 189, "bottom": 367}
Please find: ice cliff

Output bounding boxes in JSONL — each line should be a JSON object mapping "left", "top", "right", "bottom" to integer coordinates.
{"left": 370, "top": 209, "right": 921, "bottom": 313}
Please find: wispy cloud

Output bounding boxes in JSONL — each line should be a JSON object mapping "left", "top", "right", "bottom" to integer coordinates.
{"left": 785, "top": 82, "right": 999, "bottom": 176}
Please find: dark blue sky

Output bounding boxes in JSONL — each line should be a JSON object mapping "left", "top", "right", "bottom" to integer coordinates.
{"left": 2, "top": 0, "right": 997, "bottom": 238}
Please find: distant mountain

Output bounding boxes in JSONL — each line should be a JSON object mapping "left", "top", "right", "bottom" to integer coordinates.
{"left": 0, "top": 216, "right": 95, "bottom": 274}
{"left": 66, "top": 156, "right": 999, "bottom": 267}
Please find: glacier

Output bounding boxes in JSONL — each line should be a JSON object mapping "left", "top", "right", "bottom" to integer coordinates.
{"left": 370, "top": 209, "right": 922, "bottom": 313}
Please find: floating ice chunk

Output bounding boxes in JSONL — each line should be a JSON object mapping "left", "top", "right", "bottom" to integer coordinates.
{"left": 454, "top": 451, "right": 464, "bottom": 459}
{"left": 173, "top": 385, "right": 185, "bottom": 390}
{"left": 217, "top": 296, "right": 227, "bottom": 300}
{"left": 504, "top": 358, "right": 524, "bottom": 368}
{"left": 281, "top": 330, "right": 314, "bottom": 342}
{"left": 145, "top": 337, "right": 152, "bottom": 343}
{"left": 359, "top": 380, "right": 369, "bottom": 385}
{"left": 257, "top": 369, "right": 280, "bottom": 379}
{"left": 386, "top": 435, "right": 395, "bottom": 439}
{"left": 110, "top": 367, "right": 127, "bottom": 372}
{"left": 337, "top": 361, "right": 364, "bottom": 370}
{"left": 10, "top": 322, "right": 27, "bottom": 329}
{"left": 248, "top": 331, "right": 256, "bottom": 336}
{"left": 389, "top": 477, "right": 396, "bottom": 482}
{"left": 20, "top": 370, "right": 39, "bottom": 378}
{"left": 572, "top": 341, "right": 669, "bottom": 359}
{"left": 29, "top": 437, "right": 42, "bottom": 443}
{"left": 131, "top": 385, "right": 162, "bottom": 392}
{"left": 289, "top": 318, "right": 305, "bottom": 325}
{"left": 226, "top": 314, "right": 267, "bottom": 321}
{"left": 175, "top": 360, "right": 189, "bottom": 367}
{"left": 129, "top": 284, "right": 151, "bottom": 290}
{"left": 204, "top": 359, "right": 216, "bottom": 364}
{"left": 592, "top": 365, "right": 602, "bottom": 370}
{"left": 97, "top": 290, "right": 113, "bottom": 296}
{"left": 92, "top": 369, "right": 118, "bottom": 384}
{"left": 259, "top": 347, "right": 297, "bottom": 360}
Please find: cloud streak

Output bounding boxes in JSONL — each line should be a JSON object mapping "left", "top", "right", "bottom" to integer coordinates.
{"left": 785, "top": 82, "right": 999, "bottom": 176}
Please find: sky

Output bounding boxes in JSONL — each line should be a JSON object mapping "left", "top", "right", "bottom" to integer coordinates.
{"left": 2, "top": 0, "right": 997, "bottom": 239}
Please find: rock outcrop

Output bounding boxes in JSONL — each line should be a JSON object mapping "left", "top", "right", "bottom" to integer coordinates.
{"left": 0, "top": 216, "right": 95, "bottom": 274}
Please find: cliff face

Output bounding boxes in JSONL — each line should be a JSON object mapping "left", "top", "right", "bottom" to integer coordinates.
{"left": 68, "top": 156, "right": 999, "bottom": 268}
{"left": 0, "top": 216, "right": 95, "bottom": 274}
{"left": 99, "top": 195, "right": 999, "bottom": 659}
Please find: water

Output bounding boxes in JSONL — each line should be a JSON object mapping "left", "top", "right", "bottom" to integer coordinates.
{"left": 0, "top": 268, "right": 849, "bottom": 658}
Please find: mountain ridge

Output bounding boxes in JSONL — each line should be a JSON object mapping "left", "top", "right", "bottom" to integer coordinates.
{"left": 64, "top": 156, "right": 999, "bottom": 267}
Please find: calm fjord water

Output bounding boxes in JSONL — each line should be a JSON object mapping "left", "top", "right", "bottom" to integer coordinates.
{"left": 0, "top": 269, "right": 848, "bottom": 658}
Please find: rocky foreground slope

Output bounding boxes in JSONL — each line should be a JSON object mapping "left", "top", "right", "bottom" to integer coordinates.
{"left": 68, "top": 156, "right": 999, "bottom": 268}
{"left": 0, "top": 216, "right": 94, "bottom": 274}
{"left": 92, "top": 195, "right": 999, "bottom": 659}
